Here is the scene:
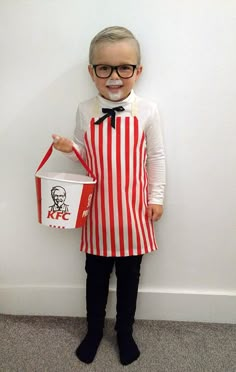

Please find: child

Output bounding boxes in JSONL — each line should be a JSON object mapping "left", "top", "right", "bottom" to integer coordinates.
{"left": 53, "top": 26, "right": 166, "bottom": 365}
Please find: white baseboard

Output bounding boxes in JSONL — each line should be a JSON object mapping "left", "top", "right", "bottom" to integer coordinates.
{"left": 0, "top": 286, "right": 236, "bottom": 324}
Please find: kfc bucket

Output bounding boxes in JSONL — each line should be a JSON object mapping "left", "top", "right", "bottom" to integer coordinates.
{"left": 35, "top": 144, "right": 96, "bottom": 229}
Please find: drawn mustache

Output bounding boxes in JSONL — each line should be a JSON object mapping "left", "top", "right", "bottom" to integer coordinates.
{"left": 105, "top": 79, "right": 123, "bottom": 87}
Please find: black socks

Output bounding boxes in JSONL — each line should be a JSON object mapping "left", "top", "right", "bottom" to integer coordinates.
{"left": 117, "top": 332, "right": 140, "bottom": 365}
{"left": 75, "top": 331, "right": 103, "bottom": 364}
{"left": 75, "top": 330, "right": 140, "bottom": 365}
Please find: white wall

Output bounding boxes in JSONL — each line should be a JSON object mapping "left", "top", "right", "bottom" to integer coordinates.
{"left": 1, "top": 0, "right": 236, "bottom": 323}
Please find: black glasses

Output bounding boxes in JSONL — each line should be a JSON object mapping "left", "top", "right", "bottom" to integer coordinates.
{"left": 92, "top": 64, "right": 137, "bottom": 79}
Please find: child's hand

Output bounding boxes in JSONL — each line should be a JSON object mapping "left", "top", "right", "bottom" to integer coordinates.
{"left": 147, "top": 204, "right": 163, "bottom": 221}
{"left": 52, "top": 134, "right": 73, "bottom": 153}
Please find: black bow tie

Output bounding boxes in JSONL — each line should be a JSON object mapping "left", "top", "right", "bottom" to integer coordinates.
{"left": 94, "top": 106, "right": 125, "bottom": 129}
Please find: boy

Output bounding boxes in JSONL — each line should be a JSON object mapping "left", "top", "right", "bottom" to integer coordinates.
{"left": 53, "top": 26, "right": 165, "bottom": 365}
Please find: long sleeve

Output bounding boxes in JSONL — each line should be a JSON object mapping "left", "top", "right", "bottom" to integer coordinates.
{"left": 145, "top": 105, "right": 166, "bottom": 205}
{"left": 64, "top": 105, "right": 86, "bottom": 162}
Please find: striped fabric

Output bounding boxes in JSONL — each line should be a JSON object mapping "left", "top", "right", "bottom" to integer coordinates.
{"left": 80, "top": 114, "right": 158, "bottom": 257}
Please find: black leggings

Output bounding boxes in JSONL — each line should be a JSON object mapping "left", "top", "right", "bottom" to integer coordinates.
{"left": 85, "top": 254, "right": 143, "bottom": 333}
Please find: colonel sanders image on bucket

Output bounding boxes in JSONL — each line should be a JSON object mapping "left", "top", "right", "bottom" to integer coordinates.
{"left": 49, "top": 186, "right": 69, "bottom": 213}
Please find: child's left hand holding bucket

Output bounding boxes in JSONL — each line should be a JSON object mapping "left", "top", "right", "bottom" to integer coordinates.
{"left": 52, "top": 134, "right": 73, "bottom": 153}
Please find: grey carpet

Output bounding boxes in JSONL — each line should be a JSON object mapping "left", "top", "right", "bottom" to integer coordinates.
{"left": 0, "top": 314, "right": 236, "bottom": 372}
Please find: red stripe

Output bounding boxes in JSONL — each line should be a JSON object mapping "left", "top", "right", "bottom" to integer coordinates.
{"left": 99, "top": 122, "right": 107, "bottom": 256}
{"left": 116, "top": 117, "right": 125, "bottom": 257}
{"left": 88, "top": 121, "right": 100, "bottom": 255}
{"left": 84, "top": 216, "right": 88, "bottom": 251}
{"left": 132, "top": 117, "right": 141, "bottom": 254}
{"left": 150, "top": 222, "right": 158, "bottom": 251}
{"left": 85, "top": 129, "right": 93, "bottom": 174}
{"left": 35, "top": 177, "right": 42, "bottom": 223}
{"left": 81, "top": 222, "right": 85, "bottom": 252}
{"left": 89, "top": 204, "right": 93, "bottom": 255}
{"left": 107, "top": 120, "right": 116, "bottom": 256}
{"left": 143, "top": 147, "right": 153, "bottom": 253}
{"left": 84, "top": 128, "right": 94, "bottom": 254}
{"left": 125, "top": 117, "right": 133, "bottom": 256}
{"left": 138, "top": 133, "right": 148, "bottom": 254}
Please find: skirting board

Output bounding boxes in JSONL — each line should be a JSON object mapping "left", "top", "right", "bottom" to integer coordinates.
{"left": 0, "top": 286, "right": 236, "bottom": 324}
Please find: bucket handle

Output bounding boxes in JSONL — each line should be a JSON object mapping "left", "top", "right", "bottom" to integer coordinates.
{"left": 35, "top": 143, "right": 96, "bottom": 180}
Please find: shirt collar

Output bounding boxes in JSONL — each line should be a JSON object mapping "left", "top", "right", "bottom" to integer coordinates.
{"left": 97, "top": 90, "right": 136, "bottom": 108}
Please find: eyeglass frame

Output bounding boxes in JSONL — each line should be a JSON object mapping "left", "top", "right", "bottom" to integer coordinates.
{"left": 92, "top": 64, "right": 137, "bottom": 79}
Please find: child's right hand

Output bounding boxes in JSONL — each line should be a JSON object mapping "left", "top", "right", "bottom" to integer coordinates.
{"left": 52, "top": 134, "right": 73, "bottom": 153}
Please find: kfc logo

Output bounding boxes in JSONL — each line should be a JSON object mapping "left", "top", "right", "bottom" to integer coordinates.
{"left": 47, "top": 186, "right": 71, "bottom": 220}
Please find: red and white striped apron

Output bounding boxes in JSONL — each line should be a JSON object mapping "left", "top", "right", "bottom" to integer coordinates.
{"left": 80, "top": 114, "right": 158, "bottom": 257}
